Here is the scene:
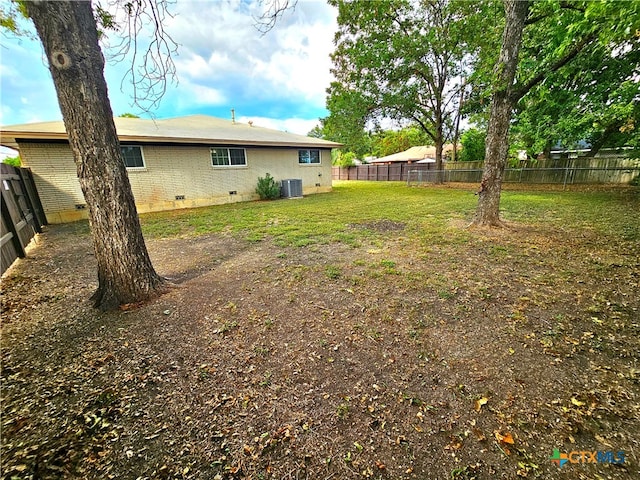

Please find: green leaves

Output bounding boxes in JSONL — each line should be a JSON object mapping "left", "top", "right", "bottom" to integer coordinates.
{"left": 510, "top": 0, "right": 640, "bottom": 154}
{"left": 326, "top": 0, "right": 486, "bottom": 166}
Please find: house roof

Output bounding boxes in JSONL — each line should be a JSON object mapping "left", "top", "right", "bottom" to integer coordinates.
{"left": 0, "top": 114, "right": 342, "bottom": 150}
{"left": 369, "top": 144, "right": 455, "bottom": 164}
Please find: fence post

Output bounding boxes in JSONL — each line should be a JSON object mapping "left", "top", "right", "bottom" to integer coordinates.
{"left": 16, "top": 168, "right": 46, "bottom": 232}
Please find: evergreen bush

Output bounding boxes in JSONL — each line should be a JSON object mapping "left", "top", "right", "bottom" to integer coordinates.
{"left": 256, "top": 173, "right": 281, "bottom": 200}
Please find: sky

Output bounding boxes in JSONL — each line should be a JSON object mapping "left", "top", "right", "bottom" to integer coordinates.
{"left": 0, "top": 0, "right": 338, "bottom": 157}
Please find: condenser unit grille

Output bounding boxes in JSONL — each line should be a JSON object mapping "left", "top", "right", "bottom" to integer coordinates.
{"left": 280, "top": 179, "right": 303, "bottom": 198}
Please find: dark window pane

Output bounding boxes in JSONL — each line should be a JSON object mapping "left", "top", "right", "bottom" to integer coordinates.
{"left": 299, "top": 149, "right": 320, "bottom": 164}
{"left": 298, "top": 150, "right": 310, "bottom": 163}
{"left": 229, "top": 148, "right": 246, "bottom": 165}
{"left": 121, "top": 146, "right": 144, "bottom": 168}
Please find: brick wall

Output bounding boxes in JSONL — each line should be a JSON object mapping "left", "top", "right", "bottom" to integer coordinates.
{"left": 19, "top": 142, "right": 333, "bottom": 223}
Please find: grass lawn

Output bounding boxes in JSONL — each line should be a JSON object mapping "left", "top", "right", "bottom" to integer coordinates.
{"left": 141, "top": 181, "right": 639, "bottom": 245}
{"left": 2, "top": 181, "right": 639, "bottom": 479}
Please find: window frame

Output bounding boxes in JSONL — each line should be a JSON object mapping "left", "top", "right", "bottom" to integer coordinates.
{"left": 298, "top": 149, "right": 321, "bottom": 165}
{"left": 210, "top": 147, "right": 247, "bottom": 167}
{"left": 120, "top": 145, "right": 146, "bottom": 169}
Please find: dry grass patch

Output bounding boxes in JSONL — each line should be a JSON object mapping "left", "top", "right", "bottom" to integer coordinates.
{"left": 2, "top": 182, "right": 639, "bottom": 479}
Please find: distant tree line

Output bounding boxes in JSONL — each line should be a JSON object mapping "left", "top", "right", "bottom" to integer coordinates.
{"left": 311, "top": 0, "right": 639, "bottom": 166}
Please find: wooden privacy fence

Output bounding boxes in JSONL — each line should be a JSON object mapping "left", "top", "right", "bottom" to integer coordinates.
{"left": 332, "top": 157, "right": 640, "bottom": 186}
{"left": 332, "top": 163, "right": 436, "bottom": 181}
{"left": 1, "top": 164, "right": 47, "bottom": 275}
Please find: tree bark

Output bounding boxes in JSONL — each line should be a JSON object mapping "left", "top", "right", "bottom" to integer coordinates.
{"left": 434, "top": 135, "right": 444, "bottom": 184}
{"left": 472, "top": 0, "right": 530, "bottom": 226}
{"left": 451, "top": 84, "right": 465, "bottom": 163}
{"left": 26, "top": 0, "right": 165, "bottom": 310}
{"left": 586, "top": 122, "right": 620, "bottom": 158}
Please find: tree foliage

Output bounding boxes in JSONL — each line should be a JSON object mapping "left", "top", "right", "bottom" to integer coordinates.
{"left": 0, "top": 1, "right": 32, "bottom": 37}
{"left": 370, "top": 126, "right": 432, "bottom": 158}
{"left": 326, "top": 0, "right": 489, "bottom": 175}
{"left": 474, "top": 0, "right": 640, "bottom": 225}
{"left": 459, "top": 128, "right": 486, "bottom": 162}
{"left": 2, "top": 155, "right": 21, "bottom": 166}
{"left": 512, "top": 10, "right": 640, "bottom": 157}
{"left": 332, "top": 150, "right": 357, "bottom": 167}
{"left": 322, "top": 89, "right": 373, "bottom": 158}
{"left": 313, "top": 121, "right": 431, "bottom": 162}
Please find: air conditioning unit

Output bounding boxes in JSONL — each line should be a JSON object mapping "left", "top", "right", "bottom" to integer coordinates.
{"left": 280, "top": 179, "right": 303, "bottom": 198}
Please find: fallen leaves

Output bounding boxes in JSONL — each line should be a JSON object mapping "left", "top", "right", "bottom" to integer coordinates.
{"left": 474, "top": 396, "right": 489, "bottom": 412}
{"left": 570, "top": 397, "right": 585, "bottom": 407}
{"left": 494, "top": 431, "right": 514, "bottom": 445}
{"left": 2, "top": 184, "right": 639, "bottom": 480}
{"left": 494, "top": 431, "right": 515, "bottom": 456}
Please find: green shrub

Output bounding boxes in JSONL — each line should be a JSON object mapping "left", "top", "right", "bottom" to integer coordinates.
{"left": 256, "top": 173, "right": 281, "bottom": 200}
{"left": 2, "top": 156, "right": 21, "bottom": 167}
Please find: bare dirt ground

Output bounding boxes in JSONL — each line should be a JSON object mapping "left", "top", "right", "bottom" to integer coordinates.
{"left": 1, "top": 215, "right": 639, "bottom": 479}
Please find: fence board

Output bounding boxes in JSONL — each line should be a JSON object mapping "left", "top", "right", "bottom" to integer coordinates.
{"left": 332, "top": 157, "right": 640, "bottom": 185}
{"left": 0, "top": 164, "right": 47, "bottom": 275}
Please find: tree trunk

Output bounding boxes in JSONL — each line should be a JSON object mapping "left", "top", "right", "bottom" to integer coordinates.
{"left": 586, "top": 122, "right": 619, "bottom": 158}
{"left": 543, "top": 139, "right": 552, "bottom": 160}
{"left": 472, "top": 0, "right": 530, "bottom": 226}
{"left": 451, "top": 81, "right": 466, "bottom": 163}
{"left": 26, "top": 0, "right": 165, "bottom": 310}
{"left": 433, "top": 114, "right": 444, "bottom": 184}
{"left": 434, "top": 138, "right": 444, "bottom": 183}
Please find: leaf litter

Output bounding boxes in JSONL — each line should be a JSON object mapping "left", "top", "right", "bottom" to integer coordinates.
{"left": 1, "top": 198, "right": 639, "bottom": 480}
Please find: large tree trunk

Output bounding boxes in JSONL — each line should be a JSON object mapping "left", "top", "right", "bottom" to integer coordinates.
{"left": 472, "top": 0, "right": 530, "bottom": 226}
{"left": 27, "top": 0, "right": 165, "bottom": 310}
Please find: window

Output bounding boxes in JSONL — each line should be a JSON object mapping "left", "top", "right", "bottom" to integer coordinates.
{"left": 298, "top": 149, "right": 321, "bottom": 164}
{"left": 121, "top": 146, "right": 145, "bottom": 168}
{"left": 211, "top": 147, "right": 247, "bottom": 166}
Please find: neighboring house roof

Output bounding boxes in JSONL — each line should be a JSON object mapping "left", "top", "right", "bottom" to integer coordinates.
{"left": 0, "top": 114, "right": 342, "bottom": 150}
{"left": 369, "top": 144, "right": 455, "bottom": 164}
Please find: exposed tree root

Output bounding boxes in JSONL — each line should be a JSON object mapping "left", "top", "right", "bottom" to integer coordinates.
{"left": 467, "top": 217, "right": 509, "bottom": 229}
{"left": 91, "top": 276, "right": 167, "bottom": 311}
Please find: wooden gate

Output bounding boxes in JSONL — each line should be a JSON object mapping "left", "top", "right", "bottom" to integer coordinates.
{"left": 1, "top": 163, "right": 47, "bottom": 275}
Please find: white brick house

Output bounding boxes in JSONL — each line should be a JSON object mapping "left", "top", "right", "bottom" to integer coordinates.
{"left": 1, "top": 115, "right": 340, "bottom": 223}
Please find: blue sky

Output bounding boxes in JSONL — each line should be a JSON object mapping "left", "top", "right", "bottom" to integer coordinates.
{"left": 0, "top": 0, "right": 337, "bottom": 157}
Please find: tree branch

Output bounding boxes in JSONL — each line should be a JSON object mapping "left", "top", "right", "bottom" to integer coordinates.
{"left": 525, "top": 14, "right": 551, "bottom": 25}
{"left": 254, "top": 0, "right": 297, "bottom": 35}
{"left": 102, "top": 0, "right": 179, "bottom": 114}
{"left": 559, "top": 1, "right": 586, "bottom": 14}
{"left": 512, "top": 32, "right": 597, "bottom": 102}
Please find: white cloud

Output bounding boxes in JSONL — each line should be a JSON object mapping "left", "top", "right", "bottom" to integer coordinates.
{"left": 0, "top": 0, "right": 337, "bottom": 128}
{"left": 167, "top": 0, "right": 336, "bottom": 108}
{"left": 185, "top": 83, "right": 227, "bottom": 106}
{"left": 0, "top": 146, "right": 19, "bottom": 160}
